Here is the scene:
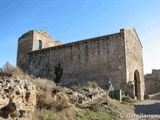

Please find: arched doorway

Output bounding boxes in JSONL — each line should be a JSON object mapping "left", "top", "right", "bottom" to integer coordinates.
{"left": 134, "top": 70, "right": 141, "bottom": 99}
{"left": 38, "top": 40, "right": 42, "bottom": 49}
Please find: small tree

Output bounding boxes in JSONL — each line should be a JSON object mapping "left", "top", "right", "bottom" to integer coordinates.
{"left": 3, "top": 62, "right": 15, "bottom": 74}
{"left": 54, "top": 62, "right": 63, "bottom": 83}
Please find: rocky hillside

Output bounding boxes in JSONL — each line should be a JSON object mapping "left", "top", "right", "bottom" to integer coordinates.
{"left": 0, "top": 65, "right": 134, "bottom": 120}
{"left": 0, "top": 75, "right": 36, "bottom": 119}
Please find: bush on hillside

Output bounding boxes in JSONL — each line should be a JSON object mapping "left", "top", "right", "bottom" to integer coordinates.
{"left": 87, "top": 81, "right": 99, "bottom": 88}
{"left": 2, "top": 62, "right": 15, "bottom": 74}
{"left": 88, "top": 103, "right": 101, "bottom": 112}
{"left": 32, "top": 78, "right": 70, "bottom": 112}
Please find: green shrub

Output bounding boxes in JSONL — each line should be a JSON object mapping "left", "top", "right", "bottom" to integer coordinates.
{"left": 54, "top": 62, "right": 63, "bottom": 83}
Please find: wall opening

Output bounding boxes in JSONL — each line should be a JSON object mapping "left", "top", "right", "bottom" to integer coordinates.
{"left": 134, "top": 70, "right": 141, "bottom": 99}
{"left": 38, "top": 40, "right": 42, "bottom": 49}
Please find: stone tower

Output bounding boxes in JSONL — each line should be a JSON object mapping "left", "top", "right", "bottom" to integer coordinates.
{"left": 17, "top": 30, "right": 62, "bottom": 70}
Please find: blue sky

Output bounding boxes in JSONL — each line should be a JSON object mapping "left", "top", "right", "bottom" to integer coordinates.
{"left": 0, "top": 0, "right": 160, "bottom": 74}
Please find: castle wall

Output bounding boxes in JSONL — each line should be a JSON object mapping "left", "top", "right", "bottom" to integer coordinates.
{"left": 17, "top": 28, "right": 144, "bottom": 100}
{"left": 28, "top": 32, "right": 126, "bottom": 89}
{"left": 17, "top": 30, "right": 62, "bottom": 70}
{"left": 17, "top": 31, "right": 34, "bottom": 70}
{"left": 123, "top": 28, "right": 144, "bottom": 100}
{"left": 32, "top": 30, "right": 60, "bottom": 50}
{"left": 145, "top": 70, "right": 160, "bottom": 94}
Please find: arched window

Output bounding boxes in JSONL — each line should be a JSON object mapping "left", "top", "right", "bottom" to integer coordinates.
{"left": 38, "top": 40, "right": 42, "bottom": 49}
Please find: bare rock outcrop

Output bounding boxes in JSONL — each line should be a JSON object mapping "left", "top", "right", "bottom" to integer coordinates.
{"left": 66, "top": 86, "right": 107, "bottom": 105}
{"left": 0, "top": 76, "right": 36, "bottom": 119}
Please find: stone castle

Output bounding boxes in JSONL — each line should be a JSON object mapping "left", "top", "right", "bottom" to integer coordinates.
{"left": 17, "top": 28, "right": 144, "bottom": 100}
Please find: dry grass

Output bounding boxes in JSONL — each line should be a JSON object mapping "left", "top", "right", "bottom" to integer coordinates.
{"left": 33, "top": 106, "right": 80, "bottom": 120}
{"left": 36, "top": 92, "right": 70, "bottom": 111}
{"left": 31, "top": 78, "right": 56, "bottom": 92}
{"left": 53, "top": 106, "right": 81, "bottom": 120}
{"left": 31, "top": 78, "right": 73, "bottom": 119}
{"left": 70, "top": 85, "right": 82, "bottom": 92}
{"left": 122, "top": 96, "right": 135, "bottom": 103}
{"left": 87, "top": 81, "right": 99, "bottom": 88}
{"left": 32, "top": 109, "right": 54, "bottom": 120}
{"left": 88, "top": 103, "right": 101, "bottom": 112}
{"left": 70, "top": 85, "right": 87, "bottom": 95}
{"left": 31, "top": 77, "right": 71, "bottom": 112}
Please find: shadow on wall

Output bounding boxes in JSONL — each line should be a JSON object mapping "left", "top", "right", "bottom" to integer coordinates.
{"left": 134, "top": 103, "right": 160, "bottom": 115}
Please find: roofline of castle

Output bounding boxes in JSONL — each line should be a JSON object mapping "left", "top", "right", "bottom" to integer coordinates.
{"left": 28, "top": 28, "right": 143, "bottom": 54}
{"left": 28, "top": 32, "right": 121, "bottom": 54}
{"left": 133, "top": 28, "right": 143, "bottom": 48}
{"left": 120, "top": 27, "right": 143, "bottom": 48}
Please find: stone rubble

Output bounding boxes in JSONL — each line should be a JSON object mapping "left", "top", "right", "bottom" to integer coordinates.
{"left": 0, "top": 76, "right": 37, "bottom": 119}
{"left": 66, "top": 86, "right": 107, "bottom": 105}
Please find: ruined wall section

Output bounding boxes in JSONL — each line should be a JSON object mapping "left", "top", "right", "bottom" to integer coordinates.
{"left": 17, "top": 30, "right": 62, "bottom": 71}
{"left": 32, "top": 30, "right": 62, "bottom": 50}
{"left": 28, "top": 32, "right": 126, "bottom": 89}
{"left": 17, "top": 31, "right": 34, "bottom": 70}
{"left": 124, "top": 28, "right": 144, "bottom": 100}
{"left": 145, "top": 70, "right": 160, "bottom": 94}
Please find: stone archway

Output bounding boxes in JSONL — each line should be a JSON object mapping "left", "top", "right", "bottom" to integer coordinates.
{"left": 134, "top": 70, "right": 141, "bottom": 99}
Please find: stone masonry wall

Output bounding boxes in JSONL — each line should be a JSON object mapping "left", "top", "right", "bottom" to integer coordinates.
{"left": 145, "top": 70, "right": 160, "bottom": 94}
{"left": 28, "top": 32, "right": 126, "bottom": 89}
{"left": 124, "top": 28, "right": 144, "bottom": 100}
{"left": 17, "top": 31, "right": 34, "bottom": 70}
{"left": 32, "top": 30, "right": 62, "bottom": 50}
{"left": 17, "top": 28, "right": 144, "bottom": 100}
{"left": 17, "top": 30, "right": 62, "bottom": 70}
